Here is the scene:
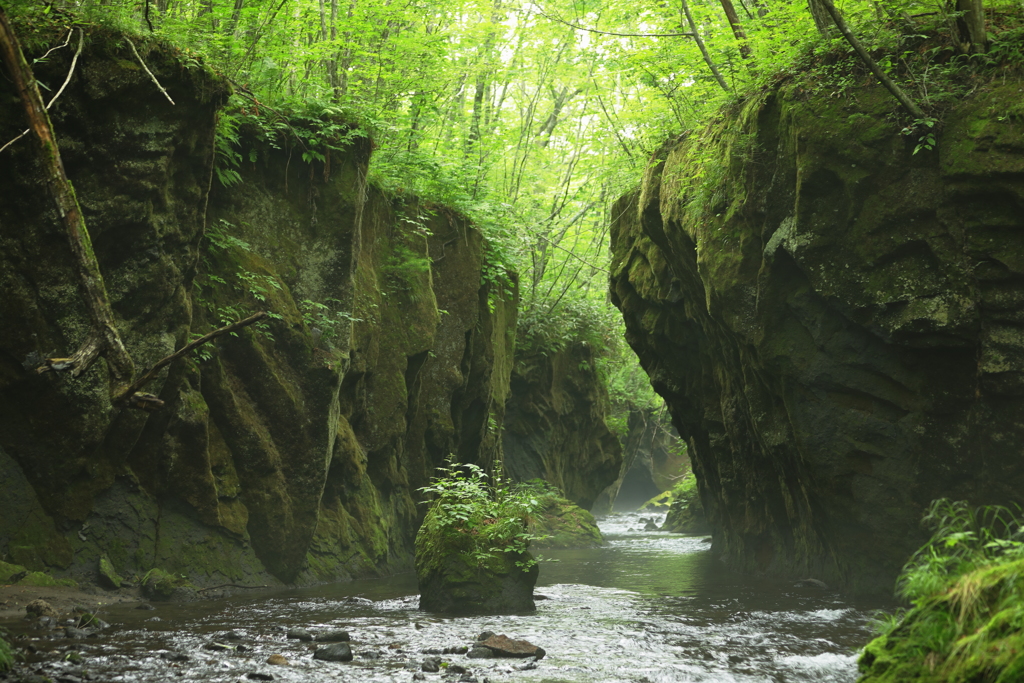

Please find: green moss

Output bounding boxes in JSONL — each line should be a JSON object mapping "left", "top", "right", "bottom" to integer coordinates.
{"left": 0, "top": 561, "right": 27, "bottom": 583}
{"left": 18, "top": 572, "right": 78, "bottom": 588}
{"left": 662, "top": 473, "right": 707, "bottom": 534}
{"left": 860, "top": 558, "right": 1024, "bottom": 682}
{"left": 525, "top": 482, "right": 604, "bottom": 549}
{"left": 141, "top": 568, "right": 194, "bottom": 600}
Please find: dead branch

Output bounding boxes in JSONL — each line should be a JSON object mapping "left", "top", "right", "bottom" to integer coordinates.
{"left": 125, "top": 38, "right": 174, "bottom": 105}
{"left": 0, "top": 27, "right": 83, "bottom": 155}
{"left": 0, "top": 9, "right": 136, "bottom": 390}
{"left": 115, "top": 311, "right": 268, "bottom": 405}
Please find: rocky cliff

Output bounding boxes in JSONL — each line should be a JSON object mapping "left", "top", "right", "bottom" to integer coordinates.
{"left": 608, "top": 408, "right": 688, "bottom": 512}
{"left": 502, "top": 342, "right": 622, "bottom": 511}
{"left": 610, "top": 76, "right": 1024, "bottom": 593}
{"left": 0, "top": 26, "right": 516, "bottom": 589}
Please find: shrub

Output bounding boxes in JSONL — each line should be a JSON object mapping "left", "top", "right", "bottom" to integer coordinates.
{"left": 417, "top": 461, "right": 544, "bottom": 570}
{"left": 858, "top": 499, "right": 1024, "bottom": 682}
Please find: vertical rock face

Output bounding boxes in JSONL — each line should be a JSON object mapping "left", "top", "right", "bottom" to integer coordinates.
{"left": 0, "top": 28, "right": 516, "bottom": 587}
{"left": 502, "top": 342, "right": 622, "bottom": 510}
{"left": 608, "top": 409, "right": 688, "bottom": 512}
{"left": 610, "top": 81, "right": 1024, "bottom": 593}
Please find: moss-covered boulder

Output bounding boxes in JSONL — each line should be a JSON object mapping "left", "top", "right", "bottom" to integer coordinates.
{"left": 414, "top": 470, "right": 538, "bottom": 615}
{"left": 416, "top": 507, "right": 538, "bottom": 614}
{"left": 98, "top": 556, "right": 122, "bottom": 589}
{"left": 660, "top": 474, "right": 709, "bottom": 534}
{"left": 141, "top": 568, "right": 196, "bottom": 602}
{"left": 525, "top": 482, "right": 603, "bottom": 549}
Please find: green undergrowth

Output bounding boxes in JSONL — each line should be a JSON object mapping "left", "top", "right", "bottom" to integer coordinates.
{"left": 859, "top": 499, "right": 1024, "bottom": 682}
{"left": 0, "top": 628, "right": 14, "bottom": 673}
{"left": 415, "top": 461, "right": 545, "bottom": 575}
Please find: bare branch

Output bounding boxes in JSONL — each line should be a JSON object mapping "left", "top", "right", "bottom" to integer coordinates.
{"left": 530, "top": 5, "right": 695, "bottom": 38}
{"left": 116, "top": 311, "right": 268, "bottom": 406}
{"left": 0, "top": 28, "right": 84, "bottom": 155}
{"left": 125, "top": 38, "right": 175, "bottom": 105}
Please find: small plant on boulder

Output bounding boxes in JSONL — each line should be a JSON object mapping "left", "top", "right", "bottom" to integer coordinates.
{"left": 415, "top": 460, "right": 543, "bottom": 614}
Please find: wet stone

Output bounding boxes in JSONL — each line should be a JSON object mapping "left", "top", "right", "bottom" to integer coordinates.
{"left": 319, "top": 629, "right": 350, "bottom": 642}
{"left": 33, "top": 616, "right": 57, "bottom": 630}
{"left": 477, "top": 634, "right": 545, "bottom": 659}
{"left": 26, "top": 600, "right": 58, "bottom": 618}
{"left": 246, "top": 674, "right": 274, "bottom": 681}
{"left": 266, "top": 654, "right": 289, "bottom": 666}
{"left": 467, "top": 646, "right": 493, "bottom": 659}
{"left": 447, "top": 663, "right": 467, "bottom": 674}
{"left": 64, "top": 627, "right": 88, "bottom": 639}
{"left": 159, "top": 652, "right": 190, "bottom": 662}
{"left": 286, "top": 628, "right": 314, "bottom": 641}
{"left": 359, "top": 651, "right": 381, "bottom": 660}
{"left": 204, "top": 642, "right": 235, "bottom": 651}
{"left": 422, "top": 656, "right": 441, "bottom": 672}
{"left": 313, "top": 642, "right": 353, "bottom": 662}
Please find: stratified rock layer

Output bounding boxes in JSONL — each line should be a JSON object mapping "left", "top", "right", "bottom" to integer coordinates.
{"left": 610, "top": 80, "right": 1024, "bottom": 593}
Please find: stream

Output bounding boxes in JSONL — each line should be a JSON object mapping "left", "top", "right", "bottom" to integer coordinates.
{"left": 5, "top": 511, "right": 891, "bottom": 683}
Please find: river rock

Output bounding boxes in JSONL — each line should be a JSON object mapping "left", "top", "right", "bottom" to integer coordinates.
{"left": 313, "top": 642, "right": 353, "bottom": 662}
{"left": 286, "top": 628, "right": 314, "bottom": 641}
{"left": 475, "top": 634, "right": 545, "bottom": 659}
{"left": 266, "top": 654, "right": 289, "bottom": 666}
{"left": 25, "top": 599, "right": 57, "bottom": 618}
{"left": 794, "top": 578, "right": 829, "bottom": 589}
{"left": 97, "top": 556, "right": 122, "bottom": 589}
{"left": 467, "top": 646, "right": 493, "bottom": 659}
{"left": 416, "top": 501, "right": 538, "bottom": 615}
{"left": 318, "top": 629, "right": 350, "bottom": 642}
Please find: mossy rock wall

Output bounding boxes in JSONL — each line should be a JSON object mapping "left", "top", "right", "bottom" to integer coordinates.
{"left": 0, "top": 23, "right": 518, "bottom": 589}
{"left": 599, "top": 408, "right": 688, "bottom": 513}
{"left": 502, "top": 342, "right": 622, "bottom": 511}
{"left": 609, "top": 77, "right": 1024, "bottom": 593}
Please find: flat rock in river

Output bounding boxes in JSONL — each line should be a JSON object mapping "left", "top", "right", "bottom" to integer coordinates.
{"left": 477, "top": 634, "right": 546, "bottom": 659}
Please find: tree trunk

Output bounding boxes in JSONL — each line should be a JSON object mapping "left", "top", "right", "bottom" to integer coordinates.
{"left": 0, "top": 8, "right": 136, "bottom": 394}
{"left": 719, "top": 0, "right": 753, "bottom": 61}
{"left": 953, "top": 0, "right": 987, "bottom": 53}
{"left": 679, "top": 0, "right": 730, "bottom": 92}
{"left": 807, "top": 0, "right": 834, "bottom": 38}
{"left": 817, "top": 0, "right": 926, "bottom": 119}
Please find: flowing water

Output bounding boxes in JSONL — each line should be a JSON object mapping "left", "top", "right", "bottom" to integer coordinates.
{"left": 4, "top": 511, "right": 892, "bottom": 682}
